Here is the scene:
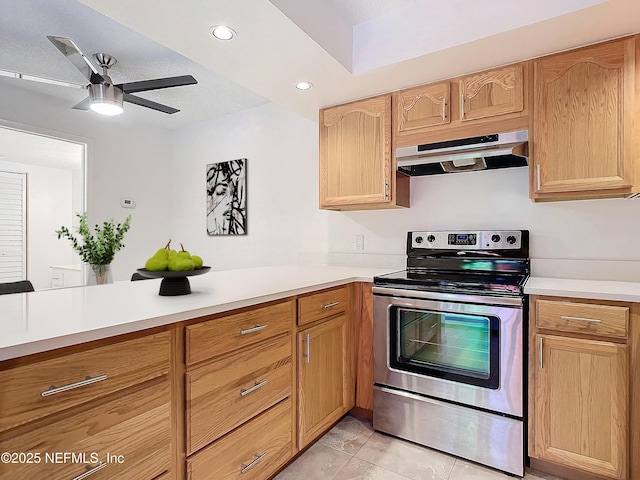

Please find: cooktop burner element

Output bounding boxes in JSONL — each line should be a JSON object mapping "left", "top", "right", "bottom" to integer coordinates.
{"left": 374, "top": 230, "right": 529, "bottom": 298}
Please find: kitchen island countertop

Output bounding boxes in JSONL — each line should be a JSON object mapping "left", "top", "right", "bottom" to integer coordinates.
{"left": 0, "top": 264, "right": 397, "bottom": 362}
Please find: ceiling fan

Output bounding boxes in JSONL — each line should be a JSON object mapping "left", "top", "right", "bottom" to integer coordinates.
{"left": 0, "top": 36, "right": 197, "bottom": 116}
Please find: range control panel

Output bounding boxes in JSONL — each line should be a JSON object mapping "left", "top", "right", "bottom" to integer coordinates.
{"left": 411, "top": 230, "right": 523, "bottom": 250}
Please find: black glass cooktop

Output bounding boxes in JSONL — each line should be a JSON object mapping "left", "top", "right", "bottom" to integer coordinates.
{"left": 374, "top": 269, "right": 528, "bottom": 297}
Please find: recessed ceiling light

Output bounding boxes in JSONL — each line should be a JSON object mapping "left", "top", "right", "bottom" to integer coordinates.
{"left": 211, "top": 25, "right": 236, "bottom": 41}
{"left": 295, "top": 81, "right": 313, "bottom": 91}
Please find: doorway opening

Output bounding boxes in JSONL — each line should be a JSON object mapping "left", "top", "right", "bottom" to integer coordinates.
{"left": 0, "top": 124, "right": 86, "bottom": 290}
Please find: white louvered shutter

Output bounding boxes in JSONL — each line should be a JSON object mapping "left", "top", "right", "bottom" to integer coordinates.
{"left": 0, "top": 171, "right": 27, "bottom": 282}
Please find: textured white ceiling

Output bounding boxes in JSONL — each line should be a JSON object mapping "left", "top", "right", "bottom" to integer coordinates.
{"left": 0, "top": 0, "right": 268, "bottom": 131}
{"left": 2, "top": 0, "right": 640, "bottom": 130}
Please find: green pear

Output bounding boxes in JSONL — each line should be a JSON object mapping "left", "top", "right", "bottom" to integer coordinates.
{"left": 168, "top": 255, "right": 195, "bottom": 271}
{"left": 145, "top": 240, "right": 171, "bottom": 271}
{"left": 191, "top": 255, "right": 203, "bottom": 269}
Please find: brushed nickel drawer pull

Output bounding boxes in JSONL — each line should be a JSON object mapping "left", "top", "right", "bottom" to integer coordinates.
{"left": 441, "top": 98, "right": 447, "bottom": 120}
{"left": 240, "top": 452, "right": 268, "bottom": 474}
{"left": 536, "top": 164, "right": 541, "bottom": 191}
{"left": 322, "top": 301, "right": 340, "bottom": 309}
{"left": 71, "top": 462, "right": 108, "bottom": 480}
{"left": 240, "top": 379, "right": 268, "bottom": 397}
{"left": 41, "top": 374, "right": 108, "bottom": 397}
{"left": 560, "top": 315, "right": 602, "bottom": 324}
{"left": 461, "top": 93, "right": 465, "bottom": 119}
{"left": 240, "top": 325, "right": 268, "bottom": 335}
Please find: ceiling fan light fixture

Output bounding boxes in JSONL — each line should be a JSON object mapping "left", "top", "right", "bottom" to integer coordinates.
{"left": 211, "top": 25, "right": 236, "bottom": 41}
{"left": 88, "top": 83, "right": 124, "bottom": 116}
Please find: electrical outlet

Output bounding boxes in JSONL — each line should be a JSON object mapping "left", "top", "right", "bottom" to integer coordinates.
{"left": 355, "top": 235, "right": 364, "bottom": 251}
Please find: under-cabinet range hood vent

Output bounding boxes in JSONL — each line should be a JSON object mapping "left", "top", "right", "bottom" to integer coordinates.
{"left": 396, "top": 130, "right": 528, "bottom": 176}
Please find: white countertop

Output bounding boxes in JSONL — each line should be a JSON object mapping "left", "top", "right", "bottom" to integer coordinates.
{"left": 0, "top": 265, "right": 396, "bottom": 362}
{"left": 525, "top": 276, "right": 640, "bottom": 302}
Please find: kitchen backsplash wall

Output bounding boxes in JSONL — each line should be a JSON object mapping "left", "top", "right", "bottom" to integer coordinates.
{"left": 327, "top": 165, "right": 640, "bottom": 264}
{"left": 169, "top": 103, "right": 328, "bottom": 271}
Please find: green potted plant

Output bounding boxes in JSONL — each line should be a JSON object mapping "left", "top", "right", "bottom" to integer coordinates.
{"left": 56, "top": 212, "right": 132, "bottom": 284}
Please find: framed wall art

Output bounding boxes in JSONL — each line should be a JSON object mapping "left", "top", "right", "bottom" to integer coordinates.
{"left": 206, "top": 158, "right": 247, "bottom": 235}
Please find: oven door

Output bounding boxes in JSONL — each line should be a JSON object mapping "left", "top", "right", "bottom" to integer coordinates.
{"left": 373, "top": 287, "right": 524, "bottom": 417}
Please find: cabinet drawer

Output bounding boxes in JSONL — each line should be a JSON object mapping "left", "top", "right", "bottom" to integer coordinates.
{"left": 187, "top": 399, "right": 292, "bottom": 480}
{"left": 0, "top": 379, "right": 171, "bottom": 480}
{"left": 298, "top": 285, "right": 349, "bottom": 326}
{"left": 186, "top": 300, "right": 293, "bottom": 365}
{"left": 187, "top": 334, "right": 292, "bottom": 454}
{"left": 0, "top": 330, "right": 170, "bottom": 432}
{"left": 536, "top": 299, "right": 628, "bottom": 338}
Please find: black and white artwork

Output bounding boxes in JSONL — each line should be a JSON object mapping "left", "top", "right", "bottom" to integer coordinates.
{"left": 206, "top": 158, "right": 247, "bottom": 235}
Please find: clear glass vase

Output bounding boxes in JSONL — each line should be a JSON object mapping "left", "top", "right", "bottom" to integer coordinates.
{"left": 90, "top": 264, "right": 112, "bottom": 285}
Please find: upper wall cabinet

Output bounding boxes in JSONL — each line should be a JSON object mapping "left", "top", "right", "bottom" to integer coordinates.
{"left": 393, "top": 63, "right": 529, "bottom": 147}
{"left": 319, "top": 95, "right": 409, "bottom": 210}
{"left": 530, "top": 37, "right": 638, "bottom": 201}
{"left": 459, "top": 64, "right": 524, "bottom": 122}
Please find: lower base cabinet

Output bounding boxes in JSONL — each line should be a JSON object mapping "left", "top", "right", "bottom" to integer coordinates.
{"left": 534, "top": 335, "right": 628, "bottom": 479}
{"left": 297, "top": 313, "right": 350, "bottom": 448}
{"left": 0, "top": 379, "right": 171, "bottom": 480}
{"left": 186, "top": 399, "right": 292, "bottom": 480}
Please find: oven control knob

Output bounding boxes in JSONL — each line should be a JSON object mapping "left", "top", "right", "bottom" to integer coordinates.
{"left": 506, "top": 235, "right": 517, "bottom": 245}
{"left": 491, "top": 234, "right": 501, "bottom": 243}
{"left": 415, "top": 236, "right": 424, "bottom": 244}
{"left": 427, "top": 235, "right": 435, "bottom": 243}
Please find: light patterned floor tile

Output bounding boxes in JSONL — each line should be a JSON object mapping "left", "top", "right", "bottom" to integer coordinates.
{"left": 318, "top": 415, "right": 375, "bottom": 455}
{"left": 355, "top": 432, "right": 455, "bottom": 480}
{"left": 333, "top": 457, "right": 413, "bottom": 480}
{"left": 448, "top": 460, "right": 514, "bottom": 479}
{"left": 273, "top": 442, "right": 352, "bottom": 480}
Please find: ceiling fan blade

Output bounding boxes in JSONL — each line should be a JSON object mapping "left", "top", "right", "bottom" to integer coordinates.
{"left": 0, "top": 69, "right": 87, "bottom": 90}
{"left": 47, "top": 36, "right": 104, "bottom": 84}
{"left": 117, "top": 75, "right": 197, "bottom": 94}
{"left": 71, "top": 97, "right": 91, "bottom": 110}
{"left": 124, "top": 93, "right": 179, "bottom": 114}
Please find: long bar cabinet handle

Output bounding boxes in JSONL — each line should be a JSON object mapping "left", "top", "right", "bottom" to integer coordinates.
{"left": 304, "top": 333, "right": 311, "bottom": 363}
{"left": 441, "top": 98, "right": 447, "bottom": 121}
{"left": 322, "top": 301, "right": 340, "bottom": 309}
{"left": 41, "top": 374, "right": 108, "bottom": 397}
{"left": 71, "top": 462, "right": 108, "bottom": 480}
{"left": 460, "top": 94, "right": 465, "bottom": 119}
{"left": 536, "top": 164, "right": 541, "bottom": 191}
{"left": 240, "top": 325, "right": 268, "bottom": 335}
{"left": 539, "top": 337, "right": 543, "bottom": 369}
{"left": 240, "top": 452, "right": 268, "bottom": 474}
{"left": 240, "top": 379, "right": 268, "bottom": 397}
{"left": 560, "top": 315, "right": 602, "bottom": 324}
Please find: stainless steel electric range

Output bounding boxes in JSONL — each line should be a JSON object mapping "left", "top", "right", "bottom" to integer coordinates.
{"left": 372, "top": 230, "right": 529, "bottom": 477}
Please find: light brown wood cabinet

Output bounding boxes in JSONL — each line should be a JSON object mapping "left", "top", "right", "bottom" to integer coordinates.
{"left": 319, "top": 95, "right": 409, "bottom": 210}
{"left": 296, "top": 285, "right": 355, "bottom": 449}
{"left": 0, "top": 328, "right": 173, "bottom": 480}
{"left": 529, "top": 296, "right": 639, "bottom": 480}
{"left": 393, "top": 63, "right": 528, "bottom": 147}
{"left": 530, "top": 36, "right": 639, "bottom": 201}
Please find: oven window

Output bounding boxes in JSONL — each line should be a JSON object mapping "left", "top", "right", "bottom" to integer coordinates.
{"left": 390, "top": 307, "right": 500, "bottom": 389}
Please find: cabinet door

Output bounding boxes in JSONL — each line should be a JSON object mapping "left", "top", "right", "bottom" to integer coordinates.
{"left": 532, "top": 38, "right": 635, "bottom": 195}
{"left": 459, "top": 64, "right": 523, "bottom": 122}
{"left": 534, "top": 334, "right": 628, "bottom": 479}
{"left": 319, "top": 95, "right": 392, "bottom": 208}
{"left": 394, "top": 81, "right": 450, "bottom": 134}
{"left": 297, "top": 314, "right": 348, "bottom": 448}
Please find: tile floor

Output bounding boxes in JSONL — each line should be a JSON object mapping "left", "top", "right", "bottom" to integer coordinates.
{"left": 275, "top": 415, "right": 563, "bottom": 480}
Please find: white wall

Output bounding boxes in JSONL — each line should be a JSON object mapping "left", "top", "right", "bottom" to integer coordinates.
{"left": 327, "top": 166, "right": 640, "bottom": 261}
{"left": 0, "top": 84, "right": 174, "bottom": 282}
{"left": 0, "top": 160, "right": 75, "bottom": 289}
{"left": 169, "top": 103, "right": 328, "bottom": 271}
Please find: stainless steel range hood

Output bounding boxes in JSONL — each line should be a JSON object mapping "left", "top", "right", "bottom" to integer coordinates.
{"left": 396, "top": 130, "right": 528, "bottom": 176}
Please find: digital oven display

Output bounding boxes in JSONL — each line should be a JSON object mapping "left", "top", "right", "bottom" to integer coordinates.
{"left": 448, "top": 233, "right": 477, "bottom": 246}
